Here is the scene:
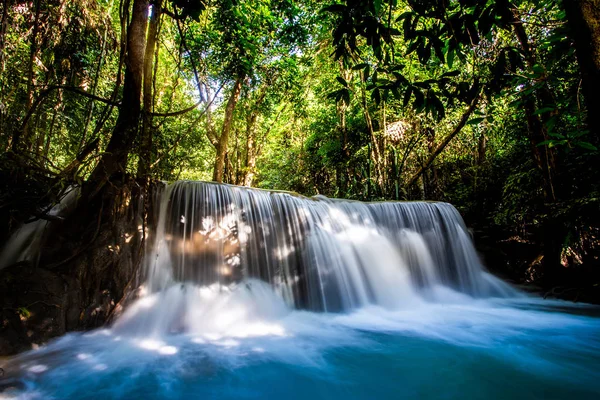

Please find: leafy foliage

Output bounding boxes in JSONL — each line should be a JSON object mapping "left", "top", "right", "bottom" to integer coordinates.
{"left": 0, "top": 0, "right": 599, "bottom": 285}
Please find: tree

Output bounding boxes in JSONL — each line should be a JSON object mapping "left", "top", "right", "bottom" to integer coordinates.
{"left": 87, "top": 0, "right": 148, "bottom": 194}
{"left": 563, "top": 0, "right": 600, "bottom": 137}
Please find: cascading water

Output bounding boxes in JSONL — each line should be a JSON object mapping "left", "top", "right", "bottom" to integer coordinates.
{"left": 1, "top": 181, "right": 600, "bottom": 400}
{"left": 145, "top": 181, "right": 515, "bottom": 312}
{"left": 0, "top": 187, "right": 79, "bottom": 271}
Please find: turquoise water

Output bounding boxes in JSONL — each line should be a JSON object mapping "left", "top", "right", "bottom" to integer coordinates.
{"left": 2, "top": 290, "right": 600, "bottom": 400}
{"left": 4, "top": 184, "right": 597, "bottom": 399}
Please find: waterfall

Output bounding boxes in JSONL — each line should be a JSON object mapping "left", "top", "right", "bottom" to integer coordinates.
{"left": 142, "top": 181, "right": 516, "bottom": 312}
{"left": 6, "top": 181, "right": 600, "bottom": 400}
{"left": 0, "top": 187, "right": 79, "bottom": 271}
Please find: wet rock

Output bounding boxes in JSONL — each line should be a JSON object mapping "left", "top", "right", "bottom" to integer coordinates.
{"left": 0, "top": 179, "right": 164, "bottom": 356}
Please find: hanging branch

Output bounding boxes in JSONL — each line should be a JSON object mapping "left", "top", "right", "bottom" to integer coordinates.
{"left": 408, "top": 93, "right": 481, "bottom": 187}
{"left": 19, "top": 85, "right": 120, "bottom": 134}
{"left": 175, "top": 10, "right": 206, "bottom": 101}
{"left": 150, "top": 82, "right": 224, "bottom": 168}
{"left": 59, "top": 138, "right": 101, "bottom": 180}
{"left": 148, "top": 99, "right": 203, "bottom": 117}
{"left": 88, "top": 0, "right": 130, "bottom": 142}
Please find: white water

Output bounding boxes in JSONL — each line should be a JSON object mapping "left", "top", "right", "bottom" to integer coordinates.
{"left": 2, "top": 181, "right": 599, "bottom": 399}
{"left": 0, "top": 187, "right": 79, "bottom": 271}
{"left": 1, "top": 281, "right": 599, "bottom": 399}
{"left": 144, "top": 181, "right": 516, "bottom": 313}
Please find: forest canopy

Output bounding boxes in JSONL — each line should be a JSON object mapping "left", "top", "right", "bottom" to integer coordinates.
{"left": 0, "top": 0, "right": 599, "bottom": 288}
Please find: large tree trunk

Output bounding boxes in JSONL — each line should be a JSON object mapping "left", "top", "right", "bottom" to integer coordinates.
{"left": 213, "top": 76, "right": 244, "bottom": 183}
{"left": 88, "top": 0, "right": 148, "bottom": 193}
{"left": 137, "top": 0, "right": 162, "bottom": 178}
{"left": 563, "top": 0, "right": 600, "bottom": 137}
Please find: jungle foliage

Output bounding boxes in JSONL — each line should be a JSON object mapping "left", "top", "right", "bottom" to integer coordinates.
{"left": 0, "top": 0, "right": 599, "bottom": 292}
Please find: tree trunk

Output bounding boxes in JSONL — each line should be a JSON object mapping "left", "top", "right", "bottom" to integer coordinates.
{"left": 563, "top": 0, "right": 600, "bottom": 137}
{"left": 244, "top": 113, "right": 258, "bottom": 187}
{"left": 137, "top": 0, "right": 162, "bottom": 178}
{"left": 12, "top": 0, "right": 41, "bottom": 152}
{"left": 242, "top": 82, "right": 270, "bottom": 187}
{"left": 522, "top": 98, "right": 556, "bottom": 200}
{"left": 87, "top": 0, "right": 148, "bottom": 192}
{"left": 44, "top": 99, "right": 62, "bottom": 162}
{"left": 425, "top": 127, "right": 437, "bottom": 199}
{"left": 381, "top": 101, "right": 388, "bottom": 195}
{"left": 360, "top": 73, "right": 382, "bottom": 190}
{"left": 510, "top": 4, "right": 557, "bottom": 201}
{"left": 338, "top": 59, "right": 349, "bottom": 157}
{"left": 213, "top": 76, "right": 244, "bottom": 183}
{"left": 82, "top": 0, "right": 113, "bottom": 150}
{"left": 477, "top": 131, "right": 486, "bottom": 165}
{"left": 198, "top": 81, "right": 218, "bottom": 148}
{"left": 0, "top": 0, "right": 10, "bottom": 73}
{"left": 408, "top": 94, "right": 480, "bottom": 187}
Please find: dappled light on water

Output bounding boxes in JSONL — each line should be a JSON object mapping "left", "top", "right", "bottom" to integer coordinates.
{"left": 145, "top": 181, "right": 518, "bottom": 310}
{"left": 1, "top": 181, "right": 599, "bottom": 399}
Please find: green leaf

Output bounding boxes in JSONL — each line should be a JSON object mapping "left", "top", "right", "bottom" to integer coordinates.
{"left": 532, "top": 64, "right": 545, "bottom": 74}
{"left": 403, "top": 87, "right": 412, "bottom": 107}
{"left": 396, "top": 11, "right": 412, "bottom": 21}
{"left": 441, "top": 70, "right": 460, "bottom": 78}
{"left": 373, "top": 0, "right": 382, "bottom": 14}
{"left": 447, "top": 49, "right": 455, "bottom": 69}
{"left": 538, "top": 139, "right": 567, "bottom": 148}
{"left": 352, "top": 63, "right": 369, "bottom": 70}
{"left": 371, "top": 88, "right": 381, "bottom": 105}
{"left": 336, "top": 76, "right": 348, "bottom": 87}
{"left": 534, "top": 107, "right": 555, "bottom": 116}
{"left": 18, "top": 307, "right": 31, "bottom": 318}
{"left": 575, "top": 141, "right": 598, "bottom": 151}
{"left": 342, "top": 89, "right": 351, "bottom": 106}
{"left": 327, "top": 89, "right": 340, "bottom": 99}
{"left": 467, "top": 117, "right": 485, "bottom": 125}
{"left": 321, "top": 5, "right": 346, "bottom": 14}
{"left": 413, "top": 89, "right": 424, "bottom": 109}
{"left": 567, "top": 130, "right": 590, "bottom": 138}
{"left": 406, "top": 39, "right": 420, "bottom": 55}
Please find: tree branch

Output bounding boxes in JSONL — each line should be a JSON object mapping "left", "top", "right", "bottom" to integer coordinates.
{"left": 20, "top": 85, "right": 120, "bottom": 133}
{"left": 408, "top": 93, "right": 481, "bottom": 187}
{"left": 147, "top": 99, "right": 202, "bottom": 117}
{"left": 161, "top": 7, "right": 185, "bottom": 20}
{"left": 149, "top": 80, "right": 224, "bottom": 118}
{"left": 151, "top": 82, "right": 224, "bottom": 167}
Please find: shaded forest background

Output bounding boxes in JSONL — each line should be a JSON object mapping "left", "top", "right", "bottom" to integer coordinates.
{"left": 0, "top": 0, "right": 599, "bottom": 298}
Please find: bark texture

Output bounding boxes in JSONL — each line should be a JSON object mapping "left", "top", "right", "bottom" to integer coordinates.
{"left": 563, "top": 0, "right": 600, "bottom": 136}
{"left": 88, "top": 0, "right": 148, "bottom": 191}
{"left": 138, "top": 0, "right": 162, "bottom": 178}
{"left": 213, "top": 76, "right": 244, "bottom": 183}
{"left": 0, "top": 180, "right": 164, "bottom": 356}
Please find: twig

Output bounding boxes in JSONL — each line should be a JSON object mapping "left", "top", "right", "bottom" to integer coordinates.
{"left": 20, "top": 85, "right": 120, "bottom": 133}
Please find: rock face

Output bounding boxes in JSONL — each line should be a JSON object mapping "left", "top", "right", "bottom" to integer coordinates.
{"left": 0, "top": 179, "right": 163, "bottom": 356}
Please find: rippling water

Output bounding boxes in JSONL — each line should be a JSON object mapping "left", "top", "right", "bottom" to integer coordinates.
{"left": 1, "top": 281, "right": 599, "bottom": 399}
{"left": 2, "top": 182, "right": 599, "bottom": 398}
